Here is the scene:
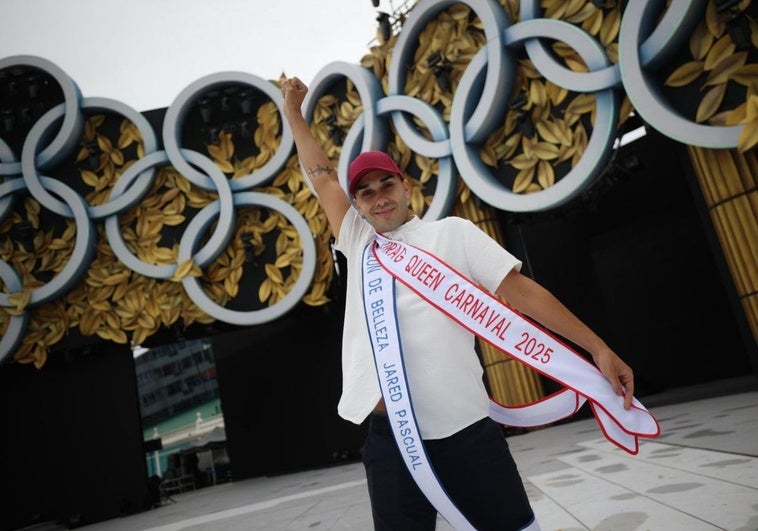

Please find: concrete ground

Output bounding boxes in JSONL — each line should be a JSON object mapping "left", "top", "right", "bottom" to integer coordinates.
{"left": 80, "top": 377, "right": 758, "bottom": 531}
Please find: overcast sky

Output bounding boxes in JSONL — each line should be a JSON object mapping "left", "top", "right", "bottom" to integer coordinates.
{"left": 1, "top": 0, "right": 382, "bottom": 111}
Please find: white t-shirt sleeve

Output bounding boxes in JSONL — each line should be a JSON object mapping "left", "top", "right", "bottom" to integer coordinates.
{"left": 456, "top": 218, "right": 522, "bottom": 293}
{"left": 334, "top": 208, "right": 369, "bottom": 255}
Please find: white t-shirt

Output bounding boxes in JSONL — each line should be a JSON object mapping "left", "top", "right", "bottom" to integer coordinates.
{"left": 334, "top": 208, "right": 522, "bottom": 439}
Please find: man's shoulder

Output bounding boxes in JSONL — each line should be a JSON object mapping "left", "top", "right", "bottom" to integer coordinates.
{"left": 421, "top": 215, "right": 467, "bottom": 226}
{"left": 425, "top": 215, "right": 474, "bottom": 231}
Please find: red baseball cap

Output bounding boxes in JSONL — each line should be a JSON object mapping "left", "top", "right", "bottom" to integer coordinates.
{"left": 348, "top": 151, "right": 402, "bottom": 196}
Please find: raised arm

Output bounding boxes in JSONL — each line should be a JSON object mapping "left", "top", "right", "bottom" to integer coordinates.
{"left": 496, "top": 269, "right": 635, "bottom": 410}
{"left": 280, "top": 75, "right": 352, "bottom": 239}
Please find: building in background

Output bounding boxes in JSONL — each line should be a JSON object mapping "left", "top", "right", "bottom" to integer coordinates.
{"left": 134, "top": 339, "right": 229, "bottom": 489}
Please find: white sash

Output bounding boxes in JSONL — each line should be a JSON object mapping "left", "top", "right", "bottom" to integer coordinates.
{"left": 369, "top": 235, "right": 660, "bottom": 451}
{"left": 361, "top": 244, "right": 477, "bottom": 530}
{"left": 361, "top": 236, "right": 660, "bottom": 530}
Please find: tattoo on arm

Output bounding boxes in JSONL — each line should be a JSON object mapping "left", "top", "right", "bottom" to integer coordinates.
{"left": 307, "top": 164, "right": 334, "bottom": 179}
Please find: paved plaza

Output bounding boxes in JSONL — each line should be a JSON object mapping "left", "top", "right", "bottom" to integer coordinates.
{"left": 81, "top": 378, "right": 758, "bottom": 531}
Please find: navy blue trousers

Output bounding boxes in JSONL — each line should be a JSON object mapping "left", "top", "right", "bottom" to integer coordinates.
{"left": 362, "top": 413, "right": 535, "bottom": 530}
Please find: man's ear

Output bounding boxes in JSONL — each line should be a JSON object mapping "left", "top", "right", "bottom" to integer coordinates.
{"left": 402, "top": 177, "right": 412, "bottom": 196}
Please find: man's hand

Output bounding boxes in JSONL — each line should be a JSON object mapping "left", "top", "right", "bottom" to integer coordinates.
{"left": 277, "top": 73, "right": 352, "bottom": 237}
{"left": 496, "top": 271, "right": 637, "bottom": 412}
{"left": 592, "top": 348, "right": 635, "bottom": 410}
{"left": 279, "top": 74, "right": 308, "bottom": 118}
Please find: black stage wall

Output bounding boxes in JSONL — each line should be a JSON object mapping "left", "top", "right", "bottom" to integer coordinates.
{"left": 0, "top": 342, "right": 147, "bottom": 530}
{"left": 211, "top": 299, "right": 367, "bottom": 481}
{"left": 502, "top": 131, "right": 754, "bottom": 397}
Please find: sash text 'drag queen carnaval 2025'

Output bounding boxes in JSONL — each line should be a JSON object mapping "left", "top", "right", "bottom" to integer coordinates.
{"left": 369, "top": 234, "right": 660, "bottom": 454}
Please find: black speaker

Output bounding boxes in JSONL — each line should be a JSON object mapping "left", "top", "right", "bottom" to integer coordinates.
{"left": 143, "top": 439, "right": 163, "bottom": 453}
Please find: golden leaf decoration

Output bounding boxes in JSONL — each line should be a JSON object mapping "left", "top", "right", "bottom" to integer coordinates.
{"left": 564, "top": 0, "right": 588, "bottom": 19}
{"left": 599, "top": 7, "right": 621, "bottom": 46}
{"left": 459, "top": 185, "right": 471, "bottom": 205}
{"left": 746, "top": 95, "right": 758, "bottom": 121}
{"left": 513, "top": 168, "right": 535, "bottom": 194}
{"left": 224, "top": 276, "right": 239, "bottom": 298}
{"left": 704, "top": 1, "right": 726, "bottom": 38}
{"left": 545, "top": 81, "right": 569, "bottom": 106}
{"left": 265, "top": 263, "right": 284, "bottom": 284}
{"left": 737, "top": 120, "right": 758, "bottom": 153}
{"left": 537, "top": 160, "right": 555, "bottom": 189}
{"left": 103, "top": 270, "right": 131, "bottom": 286}
{"left": 497, "top": 133, "right": 522, "bottom": 160}
{"left": 583, "top": 9, "right": 603, "bottom": 37}
{"left": 664, "top": 61, "right": 704, "bottom": 87}
{"left": 258, "top": 277, "right": 272, "bottom": 303}
{"left": 110, "top": 328, "right": 128, "bottom": 344}
{"left": 533, "top": 142, "right": 560, "bottom": 161}
{"left": 566, "top": 4, "right": 596, "bottom": 25}
{"left": 117, "top": 129, "right": 135, "bottom": 149}
{"left": 110, "top": 149, "right": 125, "bottom": 166}
{"left": 480, "top": 145, "right": 498, "bottom": 168}
{"left": 219, "top": 131, "right": 234, "bottom": 160}
{"left": 696, "top": 83, "right": 727, "bottom": 123}
{"left": 564, "top": 55, "right": 589, "bottom": 73}
{"left": 529, "top": 81, "right": 548, "bottom": 107}
{"left": 704, "top": 51, "right": 747, "bottom": 87}
{"left": 704, "top": 35, "right": 736, "bottom": 70}
{"left": 731, "top": 64, "right": 758, "bottom": 87}
{"left": 565, "top": 93, "right": 596, "bottom": 115}
{"left": 207, "top": 143, "right": 226, "bottom": 162}
{"left": 96, "top": 134, "right": 113, "bottom": 154}
{"left": 508, "top": 154, "right": 539, "bottom": 170}
{"left": 544, "top": 0, "right": 568, "bottom": 20}
{"left": 689, "top": 21, "right": 713, "bottom": 60}
{"left": 8, "top": 290, "right": 31, "bottom": 313}
{"left": 171, "top": 259, "right": 197, "bottom": 282}
{"left": 80, "top": 170, "right": 99, "bottom": 187}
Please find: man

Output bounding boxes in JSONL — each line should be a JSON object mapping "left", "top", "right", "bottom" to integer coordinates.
{"left": 280, "top": 75, "right": 634, "bottom": 530}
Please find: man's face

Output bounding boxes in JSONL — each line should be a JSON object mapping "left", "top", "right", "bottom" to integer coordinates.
{"left": 353, "top": 170, "right": 412, "bottom": 233}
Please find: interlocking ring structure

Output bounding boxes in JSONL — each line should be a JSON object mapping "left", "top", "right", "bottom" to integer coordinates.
{"left": 0, "top": 0, "right": 751, "bottom": 364}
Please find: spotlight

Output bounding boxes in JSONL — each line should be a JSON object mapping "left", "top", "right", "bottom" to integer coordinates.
{"left": 221, "top": 122, "right": 238, "bottom": 136}
{"left": 241, "top": 232, "right": 255, "bottom": 265}
{"left": 325, "top": 114, "right": 342, "bottom": 146}
{"left": 10, "top": 220, "right": 35, "bottom": 251}
{"left": 1, "top": 108, "right": 14, "bottom": 133}
{"left": 426, "top": 53, "right": 451, "bottom": 92}
{"left": 726, "top": 13, "right": 751, "bottom": 50}
{"left": 509, "top": 93, "right": 533, "bottom": 137}
{"left": 84, "top": 141, "right": 100, "bottom": 170}
{"left": 434, "top": 67, "right": 450, "bottom": 93}
{"left": 371, "top": 0, "right": 380, "bottom": 7}
{"left": 238, "top": 90, "right": 252, "bottom": 115}
{"left": 25, "top": 74, "right": 40, "bottom": 99}
{"left": 714, "top": 0, "right": 741, "bottom": 12}
{"left": 377, "top": 12, "right": 391, "bottom": 41}
{"left": 517, "top": 113, "right": 535, "bottom": 139}
{"left": 207, "top": 126, "right": 220, "bottom": 144}
{"left": 221, "top": 87, "right": 237, "bottom": 112}
{"left": 331, "top": 128, "right": 343, "bottom": 146}
{"left": 20, "top": 107, "right": 32, "bottom": 124}
{"left": 508, "top": 93, "right": 527, "bottom": 111}
{"left": 197, "top": 98, "right": 212, "bottom": 124}
{"left": 7, "top": 67, "right": 25, "bottom": 97}
{"left": 173, "top": 319, "right": 185, "bottom": 342}
{"left": 427, "top": 52, "right": 443, "bottom": 68}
